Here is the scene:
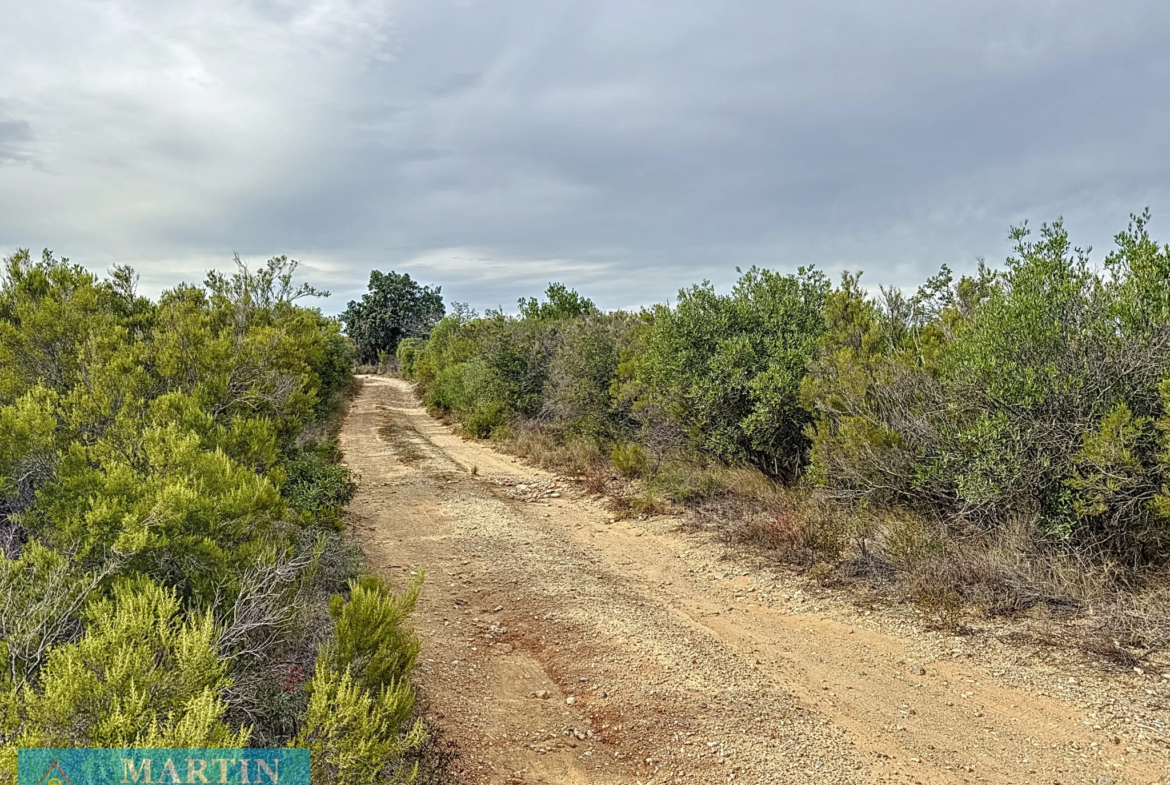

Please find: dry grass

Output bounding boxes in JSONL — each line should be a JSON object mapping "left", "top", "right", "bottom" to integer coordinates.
{"left": 718, "top": 465, "right": 783, "bottom": 500}
{"left": 581, "top": 464, "right": 613, "bottom": 496}
{"left": 719, "top": 487, "right": 859, "bottom": 566}
{"left": 448, "top": 405, "right": 1170, "bottom": 663}
{"left": 608, "top": 488, "right": 673, "bottom": 520}
{"left": 1083, "top": 579, "right": 1170, "bottom": 666}
{"left": 355, "top": 360, "right": 397, "bottom": 376}
{"left": 698, "top": 482, "right": 1170, "bottom": 658}
{"left": 503, "top": 426, "right": 606, "bottom": 476}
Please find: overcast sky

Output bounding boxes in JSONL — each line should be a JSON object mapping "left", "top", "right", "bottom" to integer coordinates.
{"left": 2, "top": 0, "right": 1168, "bottom": 314}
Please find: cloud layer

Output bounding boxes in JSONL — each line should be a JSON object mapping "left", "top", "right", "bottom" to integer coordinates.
{"left": 3, "top": 0, "right": 1169, "bottom": 312}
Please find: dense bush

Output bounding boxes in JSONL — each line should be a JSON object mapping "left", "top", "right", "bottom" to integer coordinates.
{"left": 0, "top": 252, "right": 424, "bottom": 781}
{"left": 297, "top": 574, "right": 424, "bottom": 785}
{"left": 395, "top": 337, "right": 426, "bottom": 378}
{"left": 2, "top": 578, "right": 250, "bottom": 762}
{"left": 543, "top": 312, "right": 639, "bottom": 439}
{"left": 408, "top": 293, "right": 566, "bottom": 436}
{"left": 282, "top": 443, "right": 359, "bottom": 529}
{"left": 386, "top": 214, "right": 1170, "bottom": 623}
{"left": 638, "top": 267, "right": 829, "bottom": 479}
{"left": 406, "top": 270, "right": 829, "bottom": 479}
{"left": 803, "top": 216, "right": 1170, "bottom": 561}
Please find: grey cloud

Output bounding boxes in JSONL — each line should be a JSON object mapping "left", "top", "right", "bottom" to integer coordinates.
{"left": 0, "top": 118, "right": 33, "bottom": 164}
{"left": 430, "top": 71, "right": 486, "bottom": 97}
{"left": 2, "top": 0, "right": 1169, "bottom": 314}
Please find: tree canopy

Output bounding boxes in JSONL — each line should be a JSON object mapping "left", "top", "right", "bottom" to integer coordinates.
{"left": 341, "top": 271, "right": 444, "bottom": 363}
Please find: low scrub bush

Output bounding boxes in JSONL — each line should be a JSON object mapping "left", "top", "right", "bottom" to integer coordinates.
{"left": 611, "top": 442, "right": 647, "bottom": 477}
{"left": 281, "top": 444, "right": 358, "bottom": 529}
{"left": 0, "top": 252, "right": 426, "bottom": 778}
{"left": 1, "top": 578, "right": 249, "bottom": 775}
{"left": 610, "top": 487, "right": 670, "bottom": 520}
{"left": 299, "top": 574, "right": 426, "bottom": 785}
{"left": 505, "top": 425, "right": 604, "bottom": 475}
{"left": 324, "top": 573, "right": 422, "bottom": 695}
{"left": 363, "top": 213, "right": 1170, "bottom": 654}
{"left": 647, "top": 463, "right": 728, "bottom": 504}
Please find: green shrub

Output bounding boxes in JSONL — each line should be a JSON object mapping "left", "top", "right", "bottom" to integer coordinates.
{"left": 298, "top": 573, "right": 426, "bottom": 785}
{"left": 463, "top": 400, "right": 508, "bottom": 438}
{"left": 296, "top": 666, "right": 424, "bottom": 785}
{"left": 638, "top": 267, "right": 829, "bottom": 479}
{"left": 611, "top": 442, "right": 647, "bottom": 477}
{"left": 1, "top": 578, "right": 248, "bottom": 778}
{"left": 881, "top": 514, "right": 943, "bottom": 570}
{"left": 414, "top": 286, "right": 596, "bottom": 438}
{"left": 282, "top": 446, "right": 358, "bottom": 529}
{"left": 0, "top": 248, "right": 429, "bottom": 775}
{"left": 324, "top": 573, "right": 422, "bottom": 695}
{"left": 517, "top": 282, "right": 596, "bottom": 323}
{"left": 396, "top": 338, "right": 426, "bottom": 378}
{"left": 544, "top": 313, "right": 638, "bottom": 439}
{"left": 804, "top": 216, "right": 1170, "bottom": 559}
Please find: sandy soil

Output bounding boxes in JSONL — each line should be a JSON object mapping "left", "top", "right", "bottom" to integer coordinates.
{"left": 339, "top": 375, "right": 1170, "bottom": 785}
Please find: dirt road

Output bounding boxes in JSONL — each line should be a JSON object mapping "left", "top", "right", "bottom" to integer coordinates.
{"left": 340, "top": 375, "right": 1170, "bottom": 785}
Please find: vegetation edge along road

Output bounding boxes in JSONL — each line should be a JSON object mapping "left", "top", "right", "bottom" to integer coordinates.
{"left": 350, "top": 213, "right": 1170, "bottom": 673}
{"left": 345, "top": 373, "right": 1169, "bottom": 784}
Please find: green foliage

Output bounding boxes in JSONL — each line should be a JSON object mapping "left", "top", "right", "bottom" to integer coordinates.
{"left": 0, "top": 248, "right": 424, "bottom": 778}
{"left": 639, "top": 267, "right": 829, "bottom": 479}
{"left": 296, "top": 667, "right": 424, "bottom": 785}
{"left": 402, "top": 213, "right": 1170, "bottom": 577}
{"left": 646, "top": 463, "right": 726, "bottom": 504}
{"left": 1, "top": 578, "right": 248, "bottom": 779}
{"left": 0, "top": 542, "right": 110, "bottom": 688}
{"left": 205, "top": 255, "right": 328, "bottom": 312}
{"left": 395, "top": 338, "right": 426, "bottom": 378}
{"left": 1151, "top": 379, "right": 1170, "bottom": 524}
{"left": 0, "top": 250, "right": 112, "bottom": 401}
{"left": 1106, "top": 209, "right": 1170, "bottom": 335}
{"left": 409, "top": 285, "right": 615, "bottom": 442}
{"left": 1066, "top": 403, "right": 1150, "bottom": 524}
{"left": 298, "top": 574, "right": 426, "bottom": 785}
{"left": 803, "top": 216, "right": 1170, "bottom": 560}
{"left": 323, "top": 573, "right": 421, "bottom": 696}
{"left": 544, "top": 313, "right": 639, "bottom": 439}
{"left": 282, "top": 445, "right": 358, "bottom": 529}
{"left": 0, "top": 389, "right": 57, "bottom": 515}
{"left": 611, "top": 443, "right": 647, "bottom": 478}
{"left": 29, "top": 419, "right": 286, "bottom": 603}
{"left": 517, "top": 282, "right": 596, "bottom": 323}
{"left": 342, "top": 271, "right": 444, "bottom": 364}
{"left": 416, "top": 315, "right": 548, "bottom": 433}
